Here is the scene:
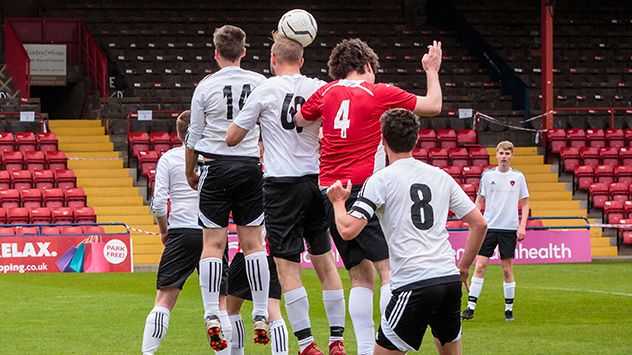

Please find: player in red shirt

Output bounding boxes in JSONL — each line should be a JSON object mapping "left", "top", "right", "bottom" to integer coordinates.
{"left": 294, "top": 38, "right": 442, "bottom": 355}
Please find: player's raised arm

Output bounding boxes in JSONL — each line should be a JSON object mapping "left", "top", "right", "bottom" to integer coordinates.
{"left": 412, "top": 40, "right": 442, "bottom": 117}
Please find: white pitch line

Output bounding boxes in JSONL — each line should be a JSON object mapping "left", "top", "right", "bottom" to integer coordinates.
{"left": 525, "top": 286, "right": 632, "bottom": 297}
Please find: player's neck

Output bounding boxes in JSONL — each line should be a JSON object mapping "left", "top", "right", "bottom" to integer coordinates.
{"left": 216, "top": 58, "right": 241, "bottom": 69}
{"left": 387, "top": 151, "right": 413, "bottom": 164}
{"left": 497, "top": 164, "right": 511, "bottom": 173}
{"left": 274, "top": 65, "right": 301, "bottom": 76}
{"left": 344, "top": 71, "right": 370, "bottom": 81}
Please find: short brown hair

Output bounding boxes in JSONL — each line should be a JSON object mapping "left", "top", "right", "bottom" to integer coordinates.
{"left": 213, "top": 25, "right": 246, "bottom": 62}
{"left": 176, "top": 110, "right": 191, "bottom": 142}
{"left": 381, "top": 108, "right": 420, "bottom": 153}
{"left": 496, "top": 140, "right": 514, "bottom": 152}
{"left": 327, "top": 38, "right": 380, "bottom": 80}
{"left": 271, "top": 31, "right": 303, "bottom": 65}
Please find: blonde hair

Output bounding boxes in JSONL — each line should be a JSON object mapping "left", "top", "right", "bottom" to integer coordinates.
{"left": 176, "top": 110, "right": 191, "bottom": 142}
{"left": 272, "top": 31, "right": 303, "bottom": 65}
{"left": 496, "top": 140, "right": 514, "bottom": 152}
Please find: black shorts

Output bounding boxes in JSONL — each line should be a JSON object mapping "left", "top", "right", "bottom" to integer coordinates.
{"left": 198, "top": 157, "right": 264, "bottom": 228}
{"left": 156, "top": 228, "right": 228, "bottom": 294}
{"left": 323, "top": 185, "right": 389, "bottom": 270}
{"left": 227, "top": 252, "right": 282, "bottom": 300}
{"left": 377, "top": 278, "right": 462, "bottom": 352}
{"left": 478, "top": 230, "right": 518, "bottom": 259}
{"left": 263, "top": 175, "right": 331, "bottom": 262}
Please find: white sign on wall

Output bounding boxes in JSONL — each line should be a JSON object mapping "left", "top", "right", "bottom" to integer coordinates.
{"left": 23, "top": 44, "right": 67, "bottom": 86}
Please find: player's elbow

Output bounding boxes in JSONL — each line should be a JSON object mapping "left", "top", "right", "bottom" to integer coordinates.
{"left": 413, "top": 100, "right": 442, "bottom": 117}
{"left": 225, "top": 135, "right": 239, "bottom": 147}
{"left": 339, "top": 226, "right": 358, "bottom": 241}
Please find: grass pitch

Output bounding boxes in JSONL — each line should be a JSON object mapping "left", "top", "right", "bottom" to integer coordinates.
{"left": 1, "top": 262, "right": 632, "bottom": 354}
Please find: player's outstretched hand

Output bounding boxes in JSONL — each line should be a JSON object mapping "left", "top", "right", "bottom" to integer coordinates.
{"left": 517, "top": 226, "right": 526, "bottom": 241}
{"left": 327, "top": 179, "right": 352, "bottom": 203}
{"left": 421, "top": 40, "right": 442, "bottom": 74}
{"left": 458, "top": 266, "right": 470, "bottom": 293}
{"left": 186, "top": 173, "right": 199, "bottom": 191}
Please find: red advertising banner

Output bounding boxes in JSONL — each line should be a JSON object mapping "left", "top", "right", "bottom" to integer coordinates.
{"left": 0, "top": 234, "right": 132, "bottom": 274}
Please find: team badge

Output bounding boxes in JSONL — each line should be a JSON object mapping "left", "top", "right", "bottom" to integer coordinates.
{"left": 510, "top": 180, "right": 515, "bottom": 187}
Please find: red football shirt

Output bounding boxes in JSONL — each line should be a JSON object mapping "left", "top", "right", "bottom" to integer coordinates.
{"left": 301, "top": 80, "right": 416, "bottom": 186}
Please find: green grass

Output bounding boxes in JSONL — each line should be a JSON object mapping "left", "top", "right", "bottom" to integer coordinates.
{"left": 1, "top": 262, "right": 632, "bottom": 354}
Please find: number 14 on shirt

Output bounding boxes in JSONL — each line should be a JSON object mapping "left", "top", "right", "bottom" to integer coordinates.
{"left": 333, "top": 100, "right": 350, "bottom": 138}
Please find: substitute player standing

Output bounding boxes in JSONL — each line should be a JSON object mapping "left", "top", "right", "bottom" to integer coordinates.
{"left": 185, "top": 25, "right": 270, "bottom": 351}
{"left": 226, "top": 32, "right": 347, "bottom": 355}
{"left": 327, "top": 108, "right": 487, "bottom": 355}
{"left": 461, "top": 141, "right": 530, "bottom": 321}
{"left": 142, "top": 111, "right": 230, "bottom": 354}
{"left": 294, "top": 38, "right": 443, "bottom": 355}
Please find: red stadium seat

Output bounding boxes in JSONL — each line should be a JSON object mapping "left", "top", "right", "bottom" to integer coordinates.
{"left": 560, "top": 147, "right": 581, "bottom": 173}
{"left": 468, "top": 147, "right": 490, "bottom": 167}
{"left": 625, "top": 129, "right": 632, "bottom": 147}
{"left": 448, "top": 147, "right": 470, "bottom": 168}
{"left": 615, "top": 165, "right": 632, "bottom": 184}
{"left": 150, "top": 131, "right": 172, "bottom": 152}
{"left": 24, "top": 150, "right": 46, "bottom": 171}
{"left": 170, "top": 132, "right": 182, "bottom": 147}
{"left": 442, "top": 166, "right": 462, "bottom": 183}
{"left": 460, "top": 183, "right": 477, "bottom": 201}
{"left": 624, "top": 201, "right": 632, "bottom": 219}
{"left": 526, "top": 219, "right": 544, "bottom": 228}
{"left": 0, "top": 132, "right": 15, "bottom": 152}
{"left": 567, "top": 128, "right": 586, "bottom": 148}
{"left": 620, "top": 147, "right": 632, "bottom": 166}
{"left": 603, "top": 200, "right": 625, "bottom": 224}
{"left": 54, "top": 169, "right": 77, "bottom": 189}
{"left": 446, "top": 220, "right": 463, "bottom": 229}
{"left": 0, "top": 189, "right": 20, "bottom": 209}
{"left": 138, "top": 150, "right": 159, "bottom": 177}
{"left": 42, "top": 226, "right": 61, "bottom": 234}
{"left": 574, "top": 165, "right": 594, "bottom": 191}
{"left": 0, "top": 208, "right": 5, "bottom": 224}
{"left": 36, "top": 132, "right": 58, "bottom": 151}
{"left": 437, "top": 129, "right": 457, "bottom": 148}
{"left": 586, "top": 128, "right": 606, "bottom": 148}
{"left": 2, "top": 151, "right": 24, "bottom": 171}
{"left": 0, "top": 171, "right": 10, "bottom": 189}
{"left": 45, "top": 151, "right": 68, "bottom": 170}
{"left": 83, "top": 225, "right": 106, "bottom": 235}
{"left": 609, "top": 182, "right": 629, "bottom": 202}
{"left": 61, "top": 226, "right": 83, "bottom": 235}
{"left": 417, "top": 130, "right": 436, "bottom": 149}
{"left": 29, "top": 207, "right": 51, "bottom": 224}
{"left": 10, "top": 170, "right": 32, "bottom": 190}
{"left": 462, "top": 166, "right": 482, "bottom": 185}
{"left": 0, "top": 226, "right": 14, "bottom": 235}
{"left": 129, "top": 132, "right": 150, "bottom": 157}
{"left": 456, "top": 129, "right": 477, "bottom": 147}
{"left": 147, "top": 168, "right": 157, "bottom": 192}
{"left": 619, "top": 219, "right": 632, "bottom": 244}
{"left": 428, "top": 147, "right": 449, "bottom": 168}
{"left": 51, "top": 207, "right": 74, "bottom": 223}
{"left": 33, "top": 169, "right": 55, "bottom": 189}
{"left": 20, "top": 189, "right": 42, "bottom": 209}
{"left": 15, "top": 132, "right": 36, "bottom": 152}
{"left": 547, "top": 128, "right": 567, "bottom": 154}
{"left": 14, "top": 226, "right": 38, "bottom": 235}
{"left": 579, "top": 147, "right": 599, "bottom": 167}
{"left": 595, "top": 165, "right": 614, "bottom": 184}
{"left": 598, "top": 146, "right": 619, "bottom": 166}
{"left": 75, "top": 207, "right": 96, "bottom": 223}
{"left": 412, "top": 147, "right": 429, "bottom": 162}
{"left": 605, "top": 128, "right": 624, "bottom": 148}
{"left": 42, "top": 188, "right": 65, "bottom": 208}
{"left": 7, "top": 207, "right": 29, "bottom": 224}
{"left": 227, "top": 223, "right": 237, "bottom": 234}
{"left": 65, "top": 188, "right": 87, "bottom": 208}
{"left": 588, "top": 183, "right": 609, "bottom": 209}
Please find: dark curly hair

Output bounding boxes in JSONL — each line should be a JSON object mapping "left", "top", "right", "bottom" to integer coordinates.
{"left": 381, "top": 108, "right": 420, "bottom": 153}
{"left": 327, "top": 38, "right": 380, "bottom": 80}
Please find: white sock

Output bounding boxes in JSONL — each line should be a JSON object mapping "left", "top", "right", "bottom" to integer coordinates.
{"left": 284, "top": 287, "right": 312, "bottom": 333}
{"left": 215, "top": 310, "right": 232, "bottom": 355}
{"left": 200, "top": 257, "right": 223, "bottom": 318}
{"left": 229, "top": 314, "right": 245, "bottom": 355}
{"left": 323, "top": 289, "right": 345, "bottom": 344}
{"left": 468, "top": 277, "right": 485, "bottom": 310}
{"left": 244, "top": 252, "right": 270, "bottom": 319}
{"left": 348, "top": 287, "right": 375, "bottom": 355}
{"left": 141, "top": 306, "right": 170, "bottom": 355}
{"left": 504, "top": 281, "right": 516, "bottom": 311}
{"left": 270, "top": 319, "right": 289, "bottom": 355}
{"left": 379, "top": 283, "right": 391, "bottom": 316}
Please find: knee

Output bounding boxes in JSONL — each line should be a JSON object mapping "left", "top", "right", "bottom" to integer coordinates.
{"left": 349, "top": 263, "right": 374, "bottom": 289}
{"left": 502, "top": 266, "right": 513, "bottom": 278}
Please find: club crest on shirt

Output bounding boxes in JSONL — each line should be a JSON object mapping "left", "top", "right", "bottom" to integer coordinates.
{"left": 510, "top": 180, "right": 515, "bottom": 187}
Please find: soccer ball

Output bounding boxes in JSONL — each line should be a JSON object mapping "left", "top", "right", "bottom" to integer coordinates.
{"left": 278, "top": 9, "right": 318, "bottom": 47}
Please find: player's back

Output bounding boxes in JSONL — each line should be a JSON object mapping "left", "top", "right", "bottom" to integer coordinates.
{"left": 254, "top": 74, "right": 324, "bottom": 178}
{"left": 188, "top": 66, "right": 265, "bottom": 157}
{"left": 367, "top": 157, "right": 474, "bottom": 289}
